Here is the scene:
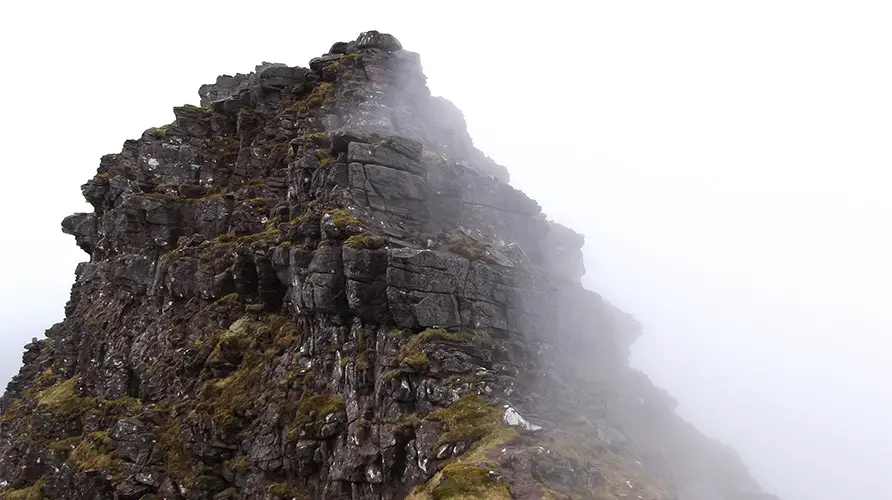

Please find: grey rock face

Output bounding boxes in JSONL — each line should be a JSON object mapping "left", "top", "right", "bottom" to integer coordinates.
{"left": 353, "top": 31, "right": 403, "bottom": 52}
{"left": 0, "top": 30, "right": 779, "bottom": 500}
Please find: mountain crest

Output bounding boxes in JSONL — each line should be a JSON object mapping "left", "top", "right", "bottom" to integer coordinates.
{"left": 1, "top": 31, "right": 778, "bottom": 500}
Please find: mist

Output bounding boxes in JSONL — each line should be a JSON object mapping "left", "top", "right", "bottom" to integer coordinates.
{"left": 2, "top": 2, "right": 890, "bottom": 500}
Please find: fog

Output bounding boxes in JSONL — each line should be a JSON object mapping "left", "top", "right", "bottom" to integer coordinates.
{"left": 2, "top": 2, "right": 890, "bottom": 499}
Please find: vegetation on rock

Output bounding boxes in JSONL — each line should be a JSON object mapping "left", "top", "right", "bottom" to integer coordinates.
{"left": 344, "top": 233, "right": 386, "bottom": 250}
{"left": 324, "top": 208, "right": 360, "bottom": 229}
{"left": 438, "top": 232, "right": 489, "bottom": 261}
{"left": 425, "top": 395, "right": 509, "bottom": 449}
{"left": 0, "top": 478, "right": 45, "bottom": 500}
{"left": 0, "top": 29, "right": 778, "bottom": 500}
{"left": 430, "top": 463, "right": 510, "bottom": 500}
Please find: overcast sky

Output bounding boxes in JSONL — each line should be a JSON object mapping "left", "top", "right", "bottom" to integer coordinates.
{"left": 1, "top": 2, "right": 890, "bottom": 500}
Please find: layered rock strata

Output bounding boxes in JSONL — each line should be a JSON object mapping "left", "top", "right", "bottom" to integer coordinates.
{"left": 0, "top": 31, "right": 779, "bottom": 500}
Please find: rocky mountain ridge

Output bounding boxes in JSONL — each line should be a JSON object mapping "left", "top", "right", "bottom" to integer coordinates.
{"left": 0, "top": 31, "right": 780, "bottom": 500}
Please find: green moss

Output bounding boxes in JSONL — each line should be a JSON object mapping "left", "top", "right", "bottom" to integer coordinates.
{"left": 49, "top": 436, "right": 83, "bottom": 455}
{"left": 413, "top": 328, "right": 466, "bottom": 345}
{"left": 408, "top": 397, "right": 518, "bottom": 500}
{"left": 356, "top": 330, "right": 366, "bottom": 351}
{"left": 294, "top": 82, "right": 334, "bottom": 113}
{"left": 294, "top": 394, "right": 345, "bottom": 426}
{"left": 0, "top": 399, "right": 23, "bottom": 423}
{"left": 157, "top": 418, "right": 199, "bottom": 488}
{"left": 207, "top": 318, "right": 257, "bottom": 365}
{"left": 425, "top": 395, "right": 503, "bottom": 449}
{"left": 440, "top": 233, "right": 488, "bottom": 261}
{"left": 396, "top": 329, "right": 467, "bottom": 371}
{"left": 200, "top": 235, "right": 237, "bottom": 262}
{"left": 262, "top": 312, "right": 288, "bottom": 332}
{"left": 430, "top": 463, "right": 510, "bottom": 500}
{"left": 272, "top": 319, "right": 299, "bottom": 351}
{"left": 0, "top": 477, "right": 46, "bottom": 500}
{"left": 244, "top": 197, "right": 267, "bottom": 212}
{"left": 313, "top": 81, "right": 333, "bottom": 100}
{"left": 175, "top": 104, "right": 215, "bottom": 115}
{"left": 36, "top": 377, "right": 77, "bottom": 407}
{"left": 397, "top": 412, "right": 421, "bottom": 432}
{"left": 312, "top": 148, "right": 336, "bottom": 168}
{"left": 399, "top": 351, "right": 430, "bottom": 370}
{"left": 218, "top": 293, "right": 240, "bottom": 306}
{"left": 340, "top": 356, "right": 350, "bottom": 369}
{"left": 104, "top": 396, "right": 142, "bottom": 413}
{"left": 214, "top": 232, "right": 237, "bottom": 243}
{"left": 213, "top": 488, "right": 239, "bottom": 500}
{"left": 228, "top": 455, "right": 249, "bottom": 472}
{"left": 324, "top": 209, "right": 360, "bottom": 229}
{"left": 150, "top": 124, "right": 170, "bottom": 138}
{"left": 152, "top": 183, "right": 228, "bottom": 203}
{"left": 142, "top": 192, "right": 185, "bottom": 202}
{"left": 264, "top": 483, "right": 296, "bottom": 497}
{"left": 33, "top": 368, "right": 59, "bottom": 387}
{"left": 212, "top": 367, "right": 262, "bottom": 429}
{"left": 200, "top": 190, "right": 229, "bottom": 201}
{"left": 284, "top": 427, "right": 300, "bottom": 442}
{"left": 342, "top": 52, "right": 363, "bottom": 63}
{"left": 10, "top": 376, "right": 139, "bottom": 436}
{"left": 283, "top": 392, "right": 344, "bottom": 439}
{"left": 302, "top": 132, "right": 330, "bottom": 143}
{"left": 344, "top": 233, "right": 385, "bottom": 250}
{"left": 200, "top": 350, "right": 264, "bottom": 432}
{"left": 243, "top": 197, "right": 265, "bottom": 211}
{"left": 236, "top": 226, "right": 281, "bottom": 244}
{"left": 69, "top": 431, "right": 119, "bottom": 471}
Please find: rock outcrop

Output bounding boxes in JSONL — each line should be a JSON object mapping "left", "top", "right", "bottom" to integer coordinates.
{"left": 0, "top": 31, "right": 780, "bottom": 500}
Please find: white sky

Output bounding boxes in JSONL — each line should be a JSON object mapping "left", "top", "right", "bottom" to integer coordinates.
{"left": 1, "top": 2, "right": 890, "bottom": 500}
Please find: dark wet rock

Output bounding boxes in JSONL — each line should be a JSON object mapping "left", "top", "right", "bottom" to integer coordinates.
{"left": 110, "top": 418, "right": 156, "bottom": 465}
{"left": 61, "top": 213, "right": 99, "bottom": 254}
{"left": 353, "top": 31, "right": 403, "bottom": 52}
{"left": 329, "top": 42, "right": 348, "bottom": 55}
{"left": 0, "top": 30, "right": 780, "bottom": 500}
{"left": 347, "top": 140, "right": 424, "bottom": 176}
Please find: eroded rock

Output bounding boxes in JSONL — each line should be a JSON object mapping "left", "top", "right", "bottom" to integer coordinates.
{"left": 0, "top": 29, "right": 781, "bottom": 500}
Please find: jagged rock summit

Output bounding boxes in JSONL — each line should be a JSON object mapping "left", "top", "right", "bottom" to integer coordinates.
{"left": 1, "top": 31, "right": 779, "bottom": 500}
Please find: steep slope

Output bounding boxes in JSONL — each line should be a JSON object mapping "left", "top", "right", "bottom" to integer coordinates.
{"left": 0, "top": 31, "right": 780, "bottom": 500}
